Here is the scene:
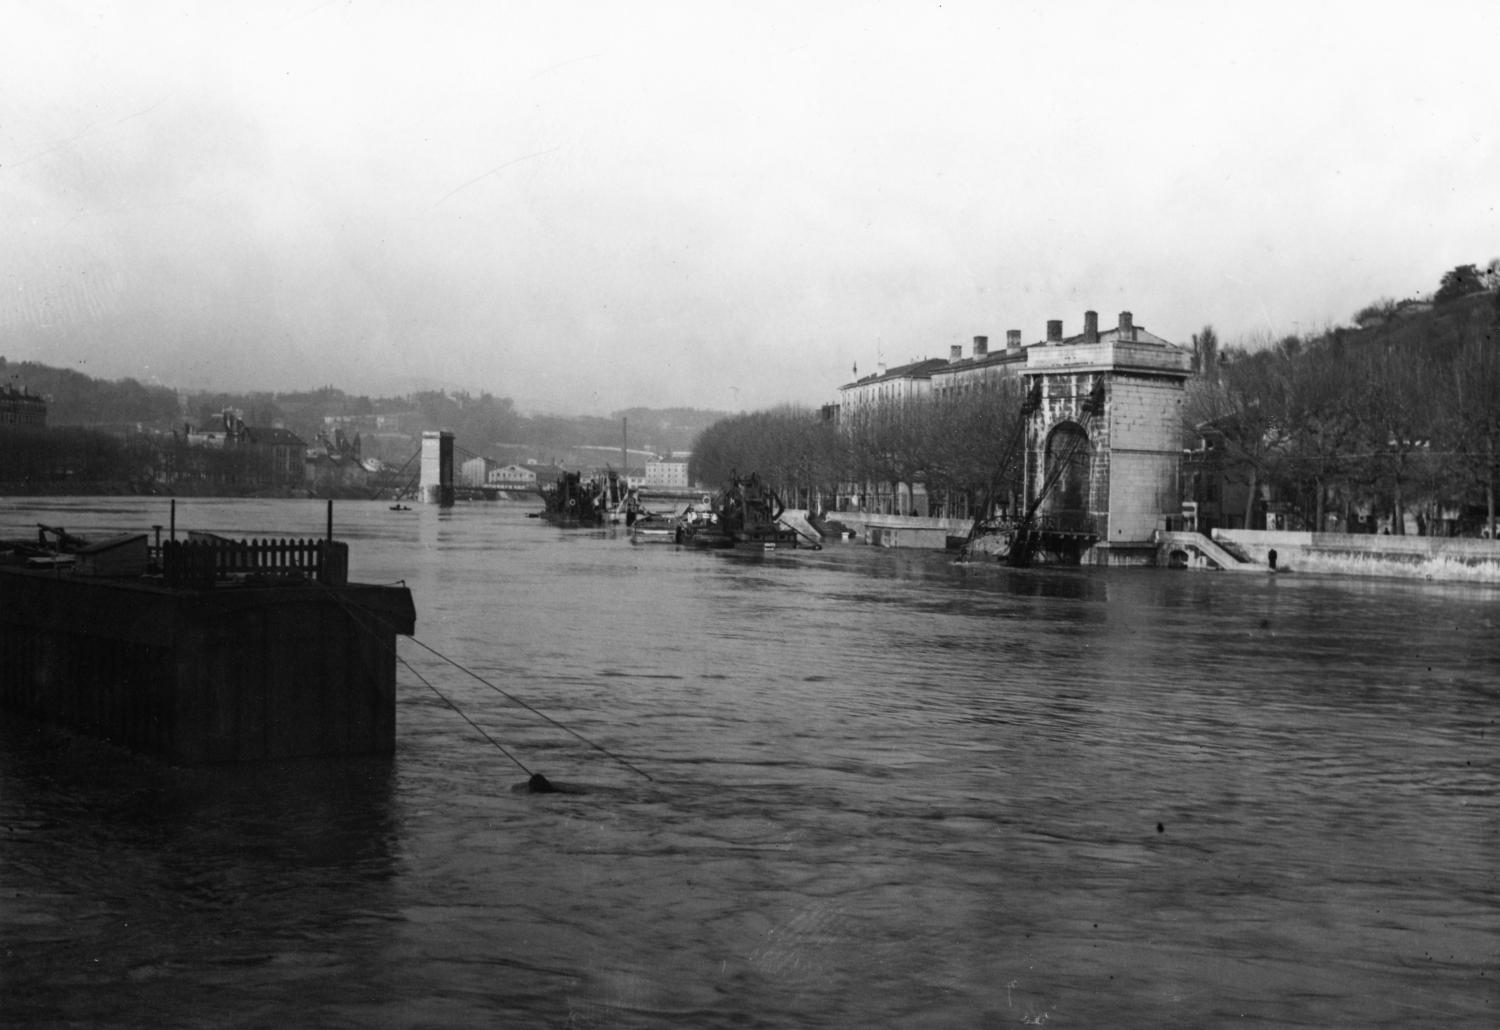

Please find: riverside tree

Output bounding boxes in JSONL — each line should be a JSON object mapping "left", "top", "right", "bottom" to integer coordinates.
{"left": 1190, "top": 272, "right": 1500, "bottom": 535}
{"left": 689, "top": 405, "right": 843, "bottom": 510}
{"left": 691, "top": 379, "right": 1028, "bottom": 519}
{"left": 1441, "top": 332, "right": 1500, "bottom": 538}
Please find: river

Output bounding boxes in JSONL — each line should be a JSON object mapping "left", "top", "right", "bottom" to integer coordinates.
{"left": 1, "top": 497, "right": 1496, "bottom": 1028}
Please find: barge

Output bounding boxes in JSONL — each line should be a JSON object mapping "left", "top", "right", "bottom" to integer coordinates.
{"left": 0, "top": 515, "right": 414, "bottom": 764}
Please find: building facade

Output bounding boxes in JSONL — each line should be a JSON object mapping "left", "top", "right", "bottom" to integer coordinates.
{"left": 460, "top": 455, "right": 494, "bottom": 488}
{"left": 174, "top": 412, "right": 307, "bottom": 490}
{"left": 929, "top": 334, "right": 1027, "bottom": 397}
{"left": 488, "top": 462, "right": 565, "bottom": 490}
{"left": 644, "top": 460, "right": 690, "bottom": 488}
{"left": 838, "top": 357, "right": 950, "bottom": 414}
{"left": 0, "top": 385, "right": 47, "bottom": 426}
{"left": 239, "top": 426, "right": 308, "bottom": 489}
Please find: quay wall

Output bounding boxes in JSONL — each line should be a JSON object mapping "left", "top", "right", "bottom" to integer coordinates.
{"left": 828, "top": 512, "right": 971, "bottom": 550}
{"left": 818, "top": 517, "right": 1500, "bottom": 582}
{"left": 1213, "top": 529, "right": 1500, "bottom": 583}
{"left": 0, "top": 568, "right": 415, "bottom": 763}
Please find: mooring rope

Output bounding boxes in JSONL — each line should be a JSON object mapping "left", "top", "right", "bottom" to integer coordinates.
{"left": 316, "top": 580, "right": 654, "bottom": 783}
{"left": 397, "top": 650, "right": 534, "bottom": 776}
{"left": 401, "top": 633, "right": 655, "bottom": 782}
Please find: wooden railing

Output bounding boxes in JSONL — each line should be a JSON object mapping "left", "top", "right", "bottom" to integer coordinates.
{"left": 161, "top": 537, "right": 349, "bottom": 588}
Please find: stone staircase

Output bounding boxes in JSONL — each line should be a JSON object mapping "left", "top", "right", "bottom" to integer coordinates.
{"left": 1157, "top": 531, "right": 1263, "bottom": 572}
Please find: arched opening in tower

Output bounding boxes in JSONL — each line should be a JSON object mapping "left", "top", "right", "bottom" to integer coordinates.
{"left": 1043, "top": 421, "right": 1092, "bottom": 526}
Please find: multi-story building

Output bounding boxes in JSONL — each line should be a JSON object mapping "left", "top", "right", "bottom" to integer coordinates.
{"left": 488, "top": 462, "right": 564, "bottom": 491}
{"left": 238, "top": 426, "right": 307, "bottom": 489}
{"left": 837, "top": 357, "right": 950, "bottom": 414}
{"left": 644, "top": 459, "right": 691, "bottom": 489}
{"left": 0, "top": 384, "right": 47, "bottom": 426}
{"left": 460, "top": 456, "right": 494, "bottom": 488}
{"left": 930, "top": 334, "right": 1026, "bottom": 397}
{"left": 175, "top": 412, "right": 307, "bottom": 490}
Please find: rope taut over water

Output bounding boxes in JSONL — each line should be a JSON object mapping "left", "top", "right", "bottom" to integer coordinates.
{"left": 394, "top": 649, "right": 536, "bottom": 778}
{"left": 316, "top": 581, "right": 654, "bottom": 791}
{"left": 402, "top": 633, "right": 656, "bottom": 784}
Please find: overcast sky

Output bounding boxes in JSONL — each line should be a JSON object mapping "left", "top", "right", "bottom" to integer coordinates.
{"left": 3, "top": 1, "right": 1496, "bottom": 415}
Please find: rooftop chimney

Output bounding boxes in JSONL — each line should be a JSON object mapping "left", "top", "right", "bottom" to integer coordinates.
{"left": 1084, "top": 310, "right": 1099, "bottom": 343}
{"left": 973, "top": 334, "right": 988, "bottom": 357}
{"left": 950, "top": 344, "right": 963, "bottom": 361}
{"left": 1118, "top": 311, "right": 1135, "bottom": 341}
{"left": 1006, "top": 330, "right": 1022, "bottom": 352}
{"left": 1047, "top": 319, "right": 1063, "bottom": 344}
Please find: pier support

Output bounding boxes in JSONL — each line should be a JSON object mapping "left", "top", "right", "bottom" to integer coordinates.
{"left": 1022, "top": 313, "right": 1192, "bottom": 563}
{"left": 420, "top": 430, "right": 455, "bottom": 506}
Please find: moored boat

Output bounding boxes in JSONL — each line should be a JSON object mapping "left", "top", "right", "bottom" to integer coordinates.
{"left": 672, "top": 502, "right": 731, "bottom": 548}
{"left": 676, "top": 472, "right": 800, "bottom": 550}
{"left": 628, "top": 511, "right": 680, "bottom": 544}
{"left": 538, "top": 470, "right": 623, "bottom": 527}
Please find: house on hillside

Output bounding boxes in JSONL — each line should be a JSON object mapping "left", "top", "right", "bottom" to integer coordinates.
{"left": 1, "top": 384, "right": 48, "bottom": 426}
{"left": 175, "top": 412, "right": 307, "bottom": 491}
{"left": 306, "top": 428, "right": 370, "bottom": 495}
{"left": 238, "top": 426, "right": 307, "bottom": 490}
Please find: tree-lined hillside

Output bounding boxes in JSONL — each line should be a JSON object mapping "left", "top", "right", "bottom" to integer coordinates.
{"left": 0, "top": 358, "right": 178, "bottom": 427}
{"left": 1192, "top": 273, "right": 1500, "bottom": 535}
{"left": 0, "top": 355, "right": 727, "bottom": 468}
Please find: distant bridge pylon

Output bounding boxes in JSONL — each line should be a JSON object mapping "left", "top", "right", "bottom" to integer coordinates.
{"left": 419, "top": 430, "right": 455, "bottom": 506}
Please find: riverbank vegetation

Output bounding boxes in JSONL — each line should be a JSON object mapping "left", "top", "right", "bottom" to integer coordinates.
{"left": 1195, "top": 270, "right": 1500, "bottom": 535}
{"left": 691, "top": 382, "right": 1027, "bottom": 517}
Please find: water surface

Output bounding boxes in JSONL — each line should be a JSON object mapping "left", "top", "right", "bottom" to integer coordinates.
{"left": 2, "top": 497, "right": 1496, "bottom": 1028}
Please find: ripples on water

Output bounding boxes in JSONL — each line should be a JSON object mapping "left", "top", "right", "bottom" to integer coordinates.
{"left": 2, "top": 498, "right": 1496, "bottom": 1028}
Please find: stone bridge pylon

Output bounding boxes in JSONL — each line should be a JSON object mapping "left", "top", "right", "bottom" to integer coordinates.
{"left": 419, "top": 430, "right": 455, "bottom": 506}
{"left": 1021, "top": 311, "right": 1192, "bottom": 563}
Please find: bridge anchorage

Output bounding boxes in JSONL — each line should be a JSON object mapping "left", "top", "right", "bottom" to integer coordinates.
{"left": 960, "top": 311, "right": 1192, "bottom": 567}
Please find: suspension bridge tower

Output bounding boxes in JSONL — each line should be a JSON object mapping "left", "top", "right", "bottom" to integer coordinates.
{"left": 420, "top": 430, "right": 455, "bottom": 506}
{"left": 1022, "top": 311, "right": 1193, "bottom": 563}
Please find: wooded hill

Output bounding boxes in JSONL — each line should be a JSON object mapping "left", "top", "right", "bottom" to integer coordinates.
{"left": 0, "top": 357, "right": 724, "bottom": 464}
{"left": 1190, "top": 269, "right": 1500, "bottom": 534}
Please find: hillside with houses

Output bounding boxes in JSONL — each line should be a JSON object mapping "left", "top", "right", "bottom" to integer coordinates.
{"left": 0, "top": 361, "right": 724, "bottom": 497}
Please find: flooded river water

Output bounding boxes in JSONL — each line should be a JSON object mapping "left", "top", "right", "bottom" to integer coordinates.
{"left": 1, "top": 497, "right": 1496, "bottom": 1028}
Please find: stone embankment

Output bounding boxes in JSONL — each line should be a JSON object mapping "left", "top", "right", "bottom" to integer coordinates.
{"left": 808, "top": 514, "right": 1500, "bottom": 584}
{"left": 1212, "top": 529, "right": 1500, "bottom": 583}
